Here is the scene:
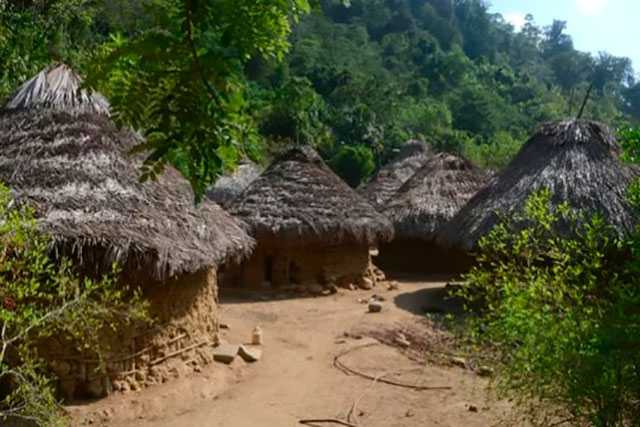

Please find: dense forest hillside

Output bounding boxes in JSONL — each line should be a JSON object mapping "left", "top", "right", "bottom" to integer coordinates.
{"left": 1, "top": 0, "right": 639, "bottom": 188}
{"left": 250, "top": 0, "right": 640, "bottom": 182}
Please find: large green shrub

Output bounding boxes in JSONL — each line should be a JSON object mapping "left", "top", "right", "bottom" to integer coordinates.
{"left": 0, "top": 184, "right": 148, "bottom": 426}
{"left": 329, "top": 144, "right": 375, "bottom": 188}
{"left": 457, "top": 189, "right": 640, "bottom": 426}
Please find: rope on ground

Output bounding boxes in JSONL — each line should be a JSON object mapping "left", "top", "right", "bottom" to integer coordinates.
{"left": 299, "top": 419, "right": 358, "bottom": 427}
{"left": 346, "top": 365, "right": 419, "bottom": 425}
{"left": 333, "top": 343, "right": 452, "bottom": 391}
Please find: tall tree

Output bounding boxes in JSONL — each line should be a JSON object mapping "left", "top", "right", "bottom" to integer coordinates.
{"left": 86, "top": 0, "right": 316, "bottom": 198}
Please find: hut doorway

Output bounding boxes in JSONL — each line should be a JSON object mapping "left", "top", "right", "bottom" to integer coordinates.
{"left": 271, "top": 254, "right": 290, "bottom": 287}
{"left": 265, "top": 256, "right": 273, "bottom": 283}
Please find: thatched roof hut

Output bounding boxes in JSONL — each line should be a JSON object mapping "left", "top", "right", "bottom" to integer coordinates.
{"left": 384, "top": 153, "right": 490, "bottom": 240}
{"left": 438, "top": 119, "right": 640, "bottom": 250}
{"left": 358, "top": 139, "right": 431, "bottom": 210}
{"left": 0, "top": 63, "right": 257, "bottom": 398}
{"left": 206, "top": 158, "right": 263, "bottom": 208}
{"left": 0, "top": 64, "right": 254, "bottom": 280}
{"left": 230, "top": 146, "right": 394, "bottom": 247}
{"left": 228, "top": 146, "right": 393, "bottom": 289}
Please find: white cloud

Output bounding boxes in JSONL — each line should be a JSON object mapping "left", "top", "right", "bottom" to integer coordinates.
{"left": 574, "top": 0, "right": 609, "bottom": 15}
{"left": 503, "top": 12, "right": 526, "bottom": 31}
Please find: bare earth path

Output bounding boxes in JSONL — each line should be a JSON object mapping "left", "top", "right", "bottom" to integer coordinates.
{"left": 69, "top": 278, "right": 513, "bottom": 426}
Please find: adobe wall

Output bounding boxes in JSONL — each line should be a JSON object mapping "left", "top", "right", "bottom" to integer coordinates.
{"left": 376, "top": 239, "right": 475, "bottom": 274}
{"left": 238, "top": 242, "right": 373, "bottom": 288}
{"left": 38, "top": 268, "right": 219, "bottom": 399}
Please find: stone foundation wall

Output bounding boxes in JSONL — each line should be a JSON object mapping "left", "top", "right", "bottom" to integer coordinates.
{"left": 377, "top": 239, "right": 474, "bottom": 274}
{"left": 238, "top": 242, "right": 373, "bottom": 288}
{"left": 39, "top": 268, "right": 219, "bottom": 399}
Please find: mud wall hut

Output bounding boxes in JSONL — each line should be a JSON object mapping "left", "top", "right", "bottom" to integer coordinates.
{"left": 378, "top": 153, "right": 490, "bottom": 273}
{"left": 228, "top": 147, "right": 394, "bottom": 290}
{"left": 0, "top": 64, "right": 254, "bottom": 398}
{"left": 358, "top": 139, "right": 431, "bottom": 210}
{"left": 438, "top": 119, "right": 640, "bottom": 251}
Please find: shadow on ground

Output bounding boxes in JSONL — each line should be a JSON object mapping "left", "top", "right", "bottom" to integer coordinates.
{"left": 394, "top": 285, "right": 465, "bottom": 316}
{"left": 384, "top": 271, "right": 459, "bottom": 283}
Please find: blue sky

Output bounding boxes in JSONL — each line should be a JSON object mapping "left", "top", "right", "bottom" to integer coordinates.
{"left": 487, "top": 0, "right": 640, "bottom": 73}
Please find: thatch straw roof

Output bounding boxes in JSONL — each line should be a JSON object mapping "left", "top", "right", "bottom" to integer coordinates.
{"left": 384, "top": 153, "right": 490, "bottom": 240}
{"left": 358, "top": 139, "right": 431, "bottom": 210}
{"left": 0, "top": 64, "right": 254, "bottom": 279}
{"left": 229, "top": 146, "right": 394, "bottom": 247}
{"left": 438, "top": 119, "right": 640, "bottom": 250}
{"left": 206, "top": 158, "right": 263, "bottom": 208}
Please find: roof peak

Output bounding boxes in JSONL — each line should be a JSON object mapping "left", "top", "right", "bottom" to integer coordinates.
{"left": 2, "top": 63, "right": 110, "bottom": 115}
{"left": 276, "top": 146, "right": 324, "bottom": 164}
{"left": 394, "top": 139, "right": 430, "bottom": 161}
{"left": 534, "top": 118, "right": 618, "bottom": 150}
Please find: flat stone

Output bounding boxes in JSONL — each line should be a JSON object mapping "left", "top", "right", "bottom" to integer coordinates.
{"left": 213, "top": 344, "right": 240, "bottom": 364}
{"left": 368, "top": 300, "right": 383, "bottom": 313}
{"left": 238, "top": 345, "right": 262, "bottom": 362}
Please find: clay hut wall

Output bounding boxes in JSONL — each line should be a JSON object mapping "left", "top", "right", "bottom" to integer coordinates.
{"left": 38, "top": 267, "right": 219, "bottom": 399}
{"left": 238, "top": 242, "right": 371, "bottom": 288}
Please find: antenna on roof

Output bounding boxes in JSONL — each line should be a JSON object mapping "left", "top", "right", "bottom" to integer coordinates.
{"left": 577, "top": 83, "right": 594, "bottom": 119}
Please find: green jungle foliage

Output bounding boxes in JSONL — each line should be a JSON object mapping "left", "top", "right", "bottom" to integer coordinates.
{"left": 2, "top": 0, "right": 640, "bottom": 194}
{"left": 456, "top": 189, "right": 640, "bottom": 426}
{"left": 0, "top": 184, "right": 149, "bottom": 425}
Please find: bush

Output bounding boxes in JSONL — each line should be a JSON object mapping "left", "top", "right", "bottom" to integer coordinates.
{"left": 457, "top": 189, "right": 640, "bottom": 426}
{"left": 328, "top": 144, "right": 375, "bottom": 187}
{"left": 0, "top": 184, "right": 148, "bottom": 425}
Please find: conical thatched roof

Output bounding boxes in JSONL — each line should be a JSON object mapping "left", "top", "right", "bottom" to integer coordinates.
{"left": 358, "top": 139, "right": 431, "bottom": 210}
{"left": 438, "top": 119, "right": 640, "bottom": 250}
{"left": 206, "top": 158, "right": 263, "bottom": 208}
{"left": 0, "top": 64, "right": 254, "bottom": 279}
{"left": 384, "top": 153, "right": 490, "bottom": 240}
{"left": 229, "top": 146, "right": 394, "bottom": 247}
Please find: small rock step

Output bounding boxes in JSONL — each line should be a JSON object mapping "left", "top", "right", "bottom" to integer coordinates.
{"left": 213, "top": 344, "right": 240, "bottom": 364}
{"left": 238, "top": 345, "right": 262, "bottom": 362}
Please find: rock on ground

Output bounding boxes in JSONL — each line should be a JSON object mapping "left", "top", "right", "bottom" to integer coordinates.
{"left": 213, "top": 344, "right": 240, "bottom": 364}
{"left": 238, "top": 345, "right": 262, "bottom": 362}
{"left": 368, "top": 300, "right": 383, "bottom": 313}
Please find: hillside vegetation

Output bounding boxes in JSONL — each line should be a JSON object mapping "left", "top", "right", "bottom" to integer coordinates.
{"left": 1, "top": 0, "right": 638, "bottom": 188}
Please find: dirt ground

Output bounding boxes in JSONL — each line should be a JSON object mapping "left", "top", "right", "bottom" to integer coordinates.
{"left": 68, "top": 276, "right": 515, "bottom": 427}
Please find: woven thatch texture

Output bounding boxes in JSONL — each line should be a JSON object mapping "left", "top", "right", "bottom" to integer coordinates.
{"left": 0, "top": 64, "right": 254, "bottom": 279}
{"left": 438, "top": 119, "right": 640, "bottom": 250}
{"left": 4, "top": 63, "right": 109, "bottom": 114}
{"left": 358, "top": 139, "right": 431, "bottom": 210}
{"left": 206, "top": 159, "right": 263, "bottom": 208}
{"left": 384, "top": 153, "right": 490, "bottom": 240}
{"left": 229, "top": 146, "right": 394, "bottom": 247}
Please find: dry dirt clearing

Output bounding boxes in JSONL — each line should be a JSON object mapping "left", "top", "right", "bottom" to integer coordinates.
{"left": 69, "top": 277, "right": 515, "bottom": 426}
